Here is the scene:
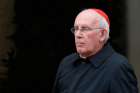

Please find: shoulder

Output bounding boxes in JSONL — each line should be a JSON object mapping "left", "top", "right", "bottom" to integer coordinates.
{"left": 106, "top": 51, "right": 134, "bottom": 74}
{"left": 109, "top": 52, "right": 128, "bottom": 64}
{"left": 61, "top": 53, "right": 78, "bottom": 63}
{"left": 108, "top": 52, "right": 136, "bottom": 79}
{"left": 56, "top": 53, "right": 79, "bottom": 76}
{"left": 108, "top": 53, "right": 138, "bottom": 93}
{"left": 108, "top": 53, "right": 138, "bottom": 92}
{"left": 58, "top": 53, "right": 79, "bottom": 68}
{"left": 107, "top": 51, "right": 129, "bottom": 68}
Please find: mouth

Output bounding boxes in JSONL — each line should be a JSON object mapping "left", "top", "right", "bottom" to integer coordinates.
{"left": 76, "top": 42, "right": 85, "bottom": 47}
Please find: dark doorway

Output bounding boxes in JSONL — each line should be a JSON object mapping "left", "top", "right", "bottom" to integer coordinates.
{"left": 10, "top": 0, "right": 127, "bottom": 93}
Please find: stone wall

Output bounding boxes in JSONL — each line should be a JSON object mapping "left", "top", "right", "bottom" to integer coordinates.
{"left": 0, "top": 0, "right": 15, "bottom": 83}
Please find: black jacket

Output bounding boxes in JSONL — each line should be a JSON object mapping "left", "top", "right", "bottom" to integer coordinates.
{"left": 53, "top": 44, "right": 138, "bottom": 93}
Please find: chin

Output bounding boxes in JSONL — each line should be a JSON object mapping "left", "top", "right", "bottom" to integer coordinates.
{"left": 77, "top": 47, "right": 93, "bottom": 57}
{"left": 77, "top": 49, "right": 87, "bottom": 55}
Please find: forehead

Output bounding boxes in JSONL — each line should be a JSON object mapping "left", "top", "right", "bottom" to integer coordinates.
{"left": 74, "top": 10, "right": 99, "bottom": 25}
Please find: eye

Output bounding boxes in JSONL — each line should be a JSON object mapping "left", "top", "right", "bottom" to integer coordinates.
{"left": 81, "top": 26, "right": 92, "bottom": 31}
{"left": 74, "top": 26, "right": 79, "bottom": 31}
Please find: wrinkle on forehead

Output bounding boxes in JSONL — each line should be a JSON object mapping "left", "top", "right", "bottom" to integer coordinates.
{"left": 74, "top": 10, "right": 101, "bottom": 28}
{"left": 75, "top": 9, "right": 109, "bottom": 29}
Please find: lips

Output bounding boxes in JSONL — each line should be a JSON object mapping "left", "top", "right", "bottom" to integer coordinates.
{"left": 76, "top": 42, "right": 85, "bottom": 47}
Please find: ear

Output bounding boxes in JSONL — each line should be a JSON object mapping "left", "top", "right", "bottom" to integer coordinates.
{"left": 99, "top": 29, "right": 107, "bottom": 42}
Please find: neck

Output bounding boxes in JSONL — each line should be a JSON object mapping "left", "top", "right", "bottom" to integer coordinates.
{"left": 79, "top": 43, "right": 104, "bottom": 59}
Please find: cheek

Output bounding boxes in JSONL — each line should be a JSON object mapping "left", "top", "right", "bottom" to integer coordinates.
{"left": 76, "top": 42, "right": 94, "bottom": 54}
{"left": 78, "top": 40, "right": 94, "bottom": 51}
{"left": 86, "top": 35, "right": 96, "bottom": 43}
{"left": 75, "top": 33, "right": 99, "bottom": 52}
{"left": 85, "top": 36, "right": 99, "bottom": 49}
{"left": 76, "top": 43, "right": 89, "bottom": 52}
{"left": 85, "top": 41, "right": 95, "bottom": 50}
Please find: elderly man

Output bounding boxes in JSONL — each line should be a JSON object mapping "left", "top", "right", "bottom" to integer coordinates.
{"left": 52, "top": 8, "right": 138, "bottom": 93}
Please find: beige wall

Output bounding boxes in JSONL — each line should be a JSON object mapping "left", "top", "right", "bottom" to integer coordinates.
{"left": 127, "top": 0, "right": 140, "bottom": 91}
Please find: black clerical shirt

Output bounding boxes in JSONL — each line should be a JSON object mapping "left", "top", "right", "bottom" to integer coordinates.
{"left": 52, "top": 44, "right": 138, "bottom": 93}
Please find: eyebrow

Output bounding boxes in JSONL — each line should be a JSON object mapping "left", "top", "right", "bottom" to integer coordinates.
{"left": 74, "top": 24, "right": 91, "bottom": 28}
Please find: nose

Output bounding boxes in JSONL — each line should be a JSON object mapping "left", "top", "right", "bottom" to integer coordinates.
{"left": 74, "top": 30, "right": 83, "bottom": 39}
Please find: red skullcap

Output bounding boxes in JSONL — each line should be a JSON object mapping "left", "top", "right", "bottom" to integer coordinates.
{"left": 91, "top": 8, "right": 110, "bottom": 27}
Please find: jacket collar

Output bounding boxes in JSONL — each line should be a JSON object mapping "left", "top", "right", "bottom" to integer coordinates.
{"left": 89, "top": 43, "right": 114, "bottom": 68}
{"left": 74, "top": 43, "right": 114, "bottom": 68}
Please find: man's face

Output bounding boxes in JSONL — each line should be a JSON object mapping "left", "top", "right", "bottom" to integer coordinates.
{"left": 74, "top": 10, "right": 102, "bottom": 57}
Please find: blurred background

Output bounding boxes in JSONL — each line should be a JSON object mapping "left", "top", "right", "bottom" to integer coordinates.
{"left": 0, "top": 0, "right": 139, "bottom": 93}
